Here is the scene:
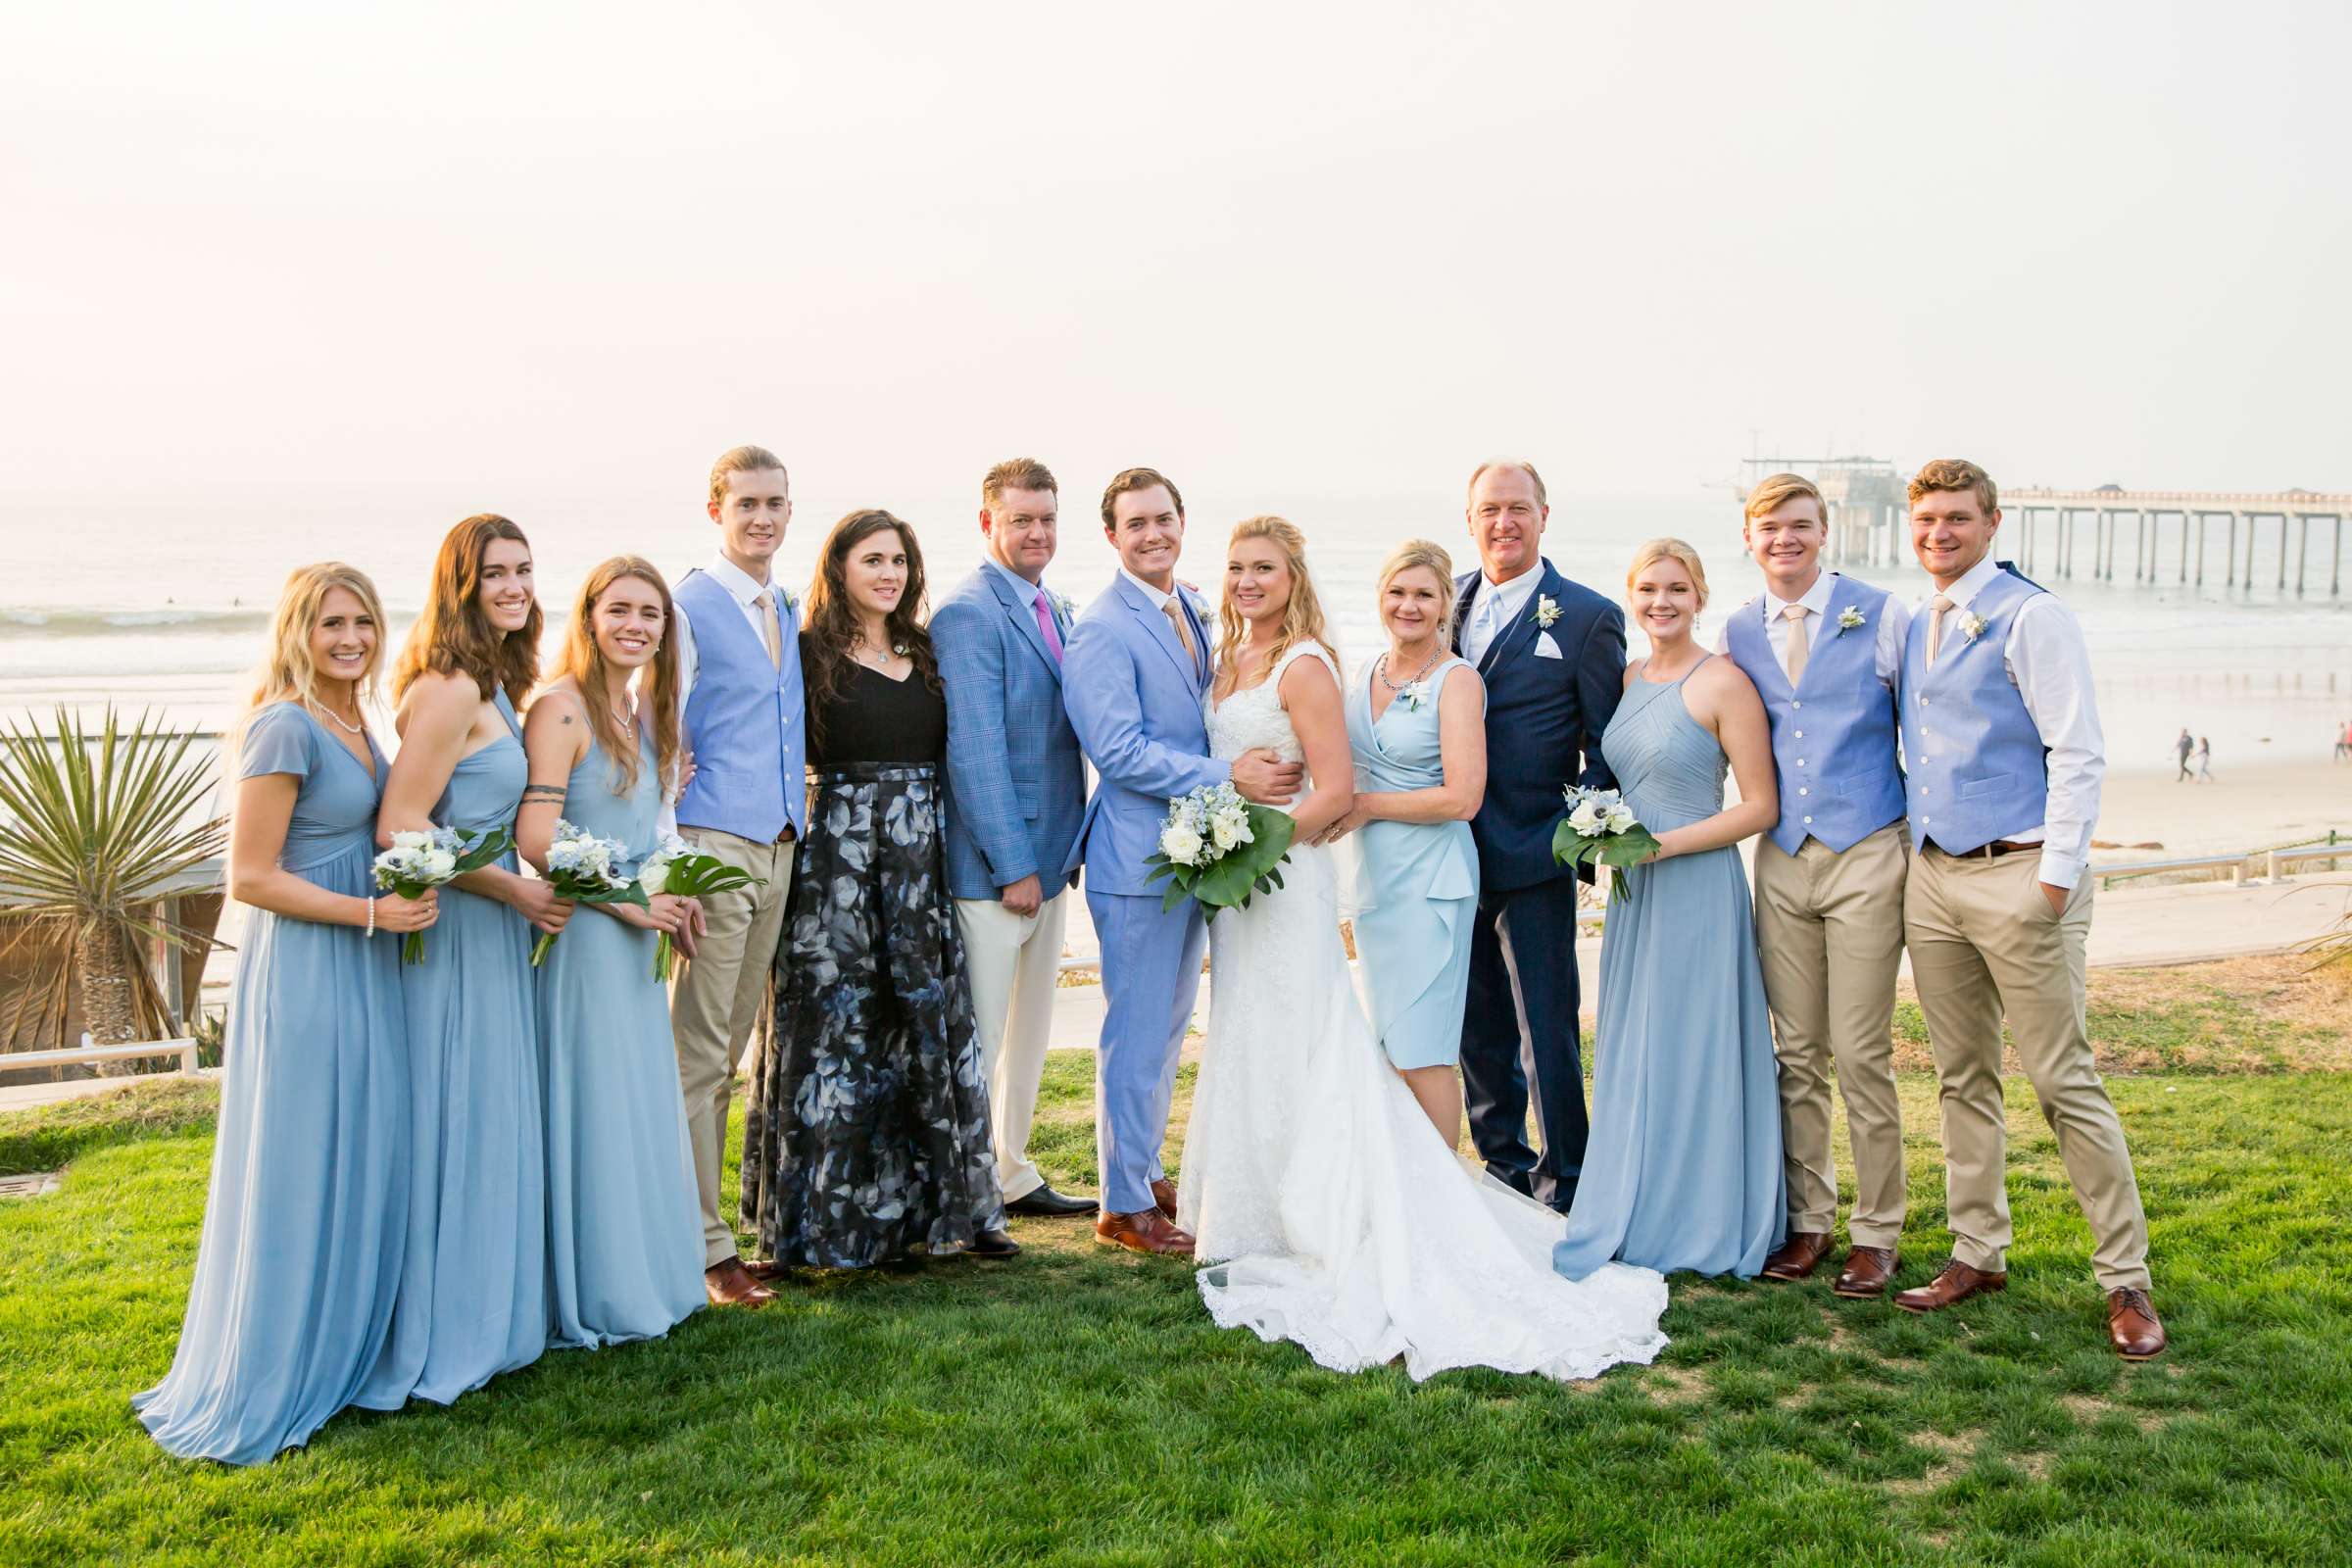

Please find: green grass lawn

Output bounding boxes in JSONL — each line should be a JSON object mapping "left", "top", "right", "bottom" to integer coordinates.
{"left": 4, "top": 1028, "right": 2350, "bottom": 1563}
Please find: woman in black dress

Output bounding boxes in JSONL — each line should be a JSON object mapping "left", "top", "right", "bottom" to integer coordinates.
{"left": 744, "top": 509, "right": 1014, "bottom": 1267}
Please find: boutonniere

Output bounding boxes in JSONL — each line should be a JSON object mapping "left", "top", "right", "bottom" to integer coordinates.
{"left": 1400, "top": 679, "right": 1431, "bottom": 712}
{"left": 1958, "top": 611, "right": 1988, "bottom": 645}
{"left": 1050, "top": 590, "right": 1075, "bottom": 621}
{"left": 1534, "top": 595, "right": 1561, "bottom": 628}
{"left": 777, "top": 586, "right": 798, "bottom": 615}
{"left": 1834, "top": 605, "right": 1867, "bottom": 638}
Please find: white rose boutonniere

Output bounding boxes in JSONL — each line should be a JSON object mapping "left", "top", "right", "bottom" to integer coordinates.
{"left": 1400, "top": 679, "right": 1431, "bottom": 712}
{"left": 1050, "top": 590, "right": 1075, "bottom": 621}
{"left": 1834, "top": 606, "right": 1867, "bottom": 638}
{"left": 1535, "top": 595, "right": 1561, "bottom": 628}
{"left": 1958, "top": 611, "right": 1988, "bottom": 645}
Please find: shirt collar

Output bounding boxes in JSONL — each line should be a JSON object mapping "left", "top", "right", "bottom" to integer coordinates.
{"left": 1477, "top": 564, "right": 1544, "bottom": 616}
{"left": 706, "top": 552, "right": 775, "bottom": 607}
{"left": 985, "top": 557, "right": 1044, "bottom": 608}
{"left": 1765, "top": 570, "right": 1837, "bottom": 621}
{"left": 1928, "top": 554, "right": 2003, "bottom": 613}
{"left": 1120, "top": 565, "right": 1181, "bottom": 610}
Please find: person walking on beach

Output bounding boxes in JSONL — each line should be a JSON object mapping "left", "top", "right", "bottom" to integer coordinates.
{"left": 2334, "top": 719, "right": 2349, "bottom": 762}
{"left": 1895, "top": 458, "right": 2163, "bottom": 1361}
{"left": 2175, "top": 727, "right": 2193, "bottom": 781}
{"left": 667, "top": 445, "right": 807, "bottom": 1309}
{"left": 2194, "top": 736, "right": 2213, "bottom": 782}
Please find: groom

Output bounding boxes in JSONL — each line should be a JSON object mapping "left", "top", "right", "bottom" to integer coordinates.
{"left": 1453, "top": 459, "right": 1625, "bottom": 1215}
{"left": 1062, "top": 467, "right": 1300, "bottom": 1255}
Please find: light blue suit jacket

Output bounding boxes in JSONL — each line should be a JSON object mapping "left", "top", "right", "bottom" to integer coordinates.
{"left": 933, "top": 563, "right": 1087, "bottom": 902}
{"left": 1062, "top": 573, "right": 1228, "bottom": 895}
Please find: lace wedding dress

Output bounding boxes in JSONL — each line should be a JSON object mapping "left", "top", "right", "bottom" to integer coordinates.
{"left": 1177, "top": 643, "right": 1671, "bottom": 1382}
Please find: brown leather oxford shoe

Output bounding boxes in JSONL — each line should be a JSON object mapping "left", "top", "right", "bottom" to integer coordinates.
{"left": 705, "top": 1256, "right": 777, "bottom": 1308}
{"left": 1834, "top": 1246, "right": 1900, "bottom": 1299}
{"left": 1760, "top": 1231, "right": 1835, "bottom": 1282}
{"left": 1096, "top": 1207, "right": 1197, "bottom": 1256}
{"left": 2106, "top": 1287, "right": 2168, "bottom": 1360}
{"left": 1893, "top": 1259, "right": 2006, "bottom": 1313}
{"left": 1150, "top": 1178, "right": 1180, "bottom": 1220}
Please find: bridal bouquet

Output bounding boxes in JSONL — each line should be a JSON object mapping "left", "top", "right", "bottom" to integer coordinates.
{"left": 371, "top": 825, "right": 512, "bottom": 963}
{"left": 633, "top": 835, "right": 765, "bottom": 980}
{"left": 1144, "top": 781, "right": 1296, "bottom": 922}
{"left": 1550, "top": 785, "right": 1663, "bottom": 905}
{"left": 531, "top": 820, "right": 647, "bottom": 966}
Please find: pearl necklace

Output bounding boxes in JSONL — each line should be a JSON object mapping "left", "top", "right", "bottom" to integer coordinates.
{"left": 315, "top": 700, "right": 365, "bottom": 734}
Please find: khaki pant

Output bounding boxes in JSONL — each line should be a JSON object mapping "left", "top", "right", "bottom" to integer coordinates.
{"left": 955, "top": 889, "right": 1070, "bottom": 1204}
{"left": 1904, "top": 848, "right": 2151, "bottom": 1291}
{"left": 668, "top": 825, "right": 795, "bottom": 1269}
{"left": 1753, "top": 824, "right": 1909, "bottom": 1248}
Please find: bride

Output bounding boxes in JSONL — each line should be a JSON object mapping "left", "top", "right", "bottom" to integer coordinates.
{"left": 1176, "top": 515, "right": 1669, "bottom": 1383}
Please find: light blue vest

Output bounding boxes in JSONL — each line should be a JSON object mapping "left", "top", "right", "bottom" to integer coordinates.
{"left": 1898, "top": 567, "right": 2048, "bottom": 856}
{"left": 1723, "top": 573, "right": 1906, "bottom": 857}
{"left": 672, "top": 569, "right": 807, "bottom": 842}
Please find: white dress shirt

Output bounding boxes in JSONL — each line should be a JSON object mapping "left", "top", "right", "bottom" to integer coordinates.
{"left": 1460, "top": 565, "right": 1544, "bottom": 665}
{"left": 659, "top": 552, "right": 785, "bottom": 834}
{"left": 1713, "top": 570, "right": 1910, "bottom": 689}
{"left": 1918, "top": 554, "right": 2106, "bottom": 890}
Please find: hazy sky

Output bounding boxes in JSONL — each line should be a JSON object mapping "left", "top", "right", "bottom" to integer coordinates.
{"left": 6, "top": 2, "right": 2347, "bottom": 505}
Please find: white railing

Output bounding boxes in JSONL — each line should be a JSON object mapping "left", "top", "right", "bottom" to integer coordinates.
{"left": 2095, "top": 834, "right": 2349, "bottom": 891}
{"left": 4, "top": 1034, "right": 200, "bottom": 1079}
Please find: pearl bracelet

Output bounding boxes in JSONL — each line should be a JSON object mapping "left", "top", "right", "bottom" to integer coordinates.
{"left": 366, "top": 896, "right": 376, "bottom": 937}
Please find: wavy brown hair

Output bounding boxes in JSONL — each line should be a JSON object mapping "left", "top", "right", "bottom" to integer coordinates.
{"left": 801, "top": 510, "right": 940, "bottom": 752}
{"left": 391, "top": 514, "right": 541, "bottom": 708}
{"left": 553, "top": 556, "right": 679, "bottom": 798}
{"left": 1214, "top": 514, "right": 1337, "bottom": 696}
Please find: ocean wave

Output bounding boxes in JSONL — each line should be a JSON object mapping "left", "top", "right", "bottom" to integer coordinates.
{"left": 0, "top": 607, "right": 281, "bottom": 638}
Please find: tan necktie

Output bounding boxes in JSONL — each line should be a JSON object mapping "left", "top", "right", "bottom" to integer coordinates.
{"left": 1781, "top": 604, "right": 1810, "bottom": 684}
{"left": 1924, "top": 594, "right": 1954, "bottom": 668}
{"left": 1162, "top": 598, "right": 1200, "bottom": 678}
{"left": 754, "top": 590, "right": 783, "bottom": 671}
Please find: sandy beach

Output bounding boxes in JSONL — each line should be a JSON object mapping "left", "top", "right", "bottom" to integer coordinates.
{"left": 2095, "top": 757, "right": 2351, "bottom": 858}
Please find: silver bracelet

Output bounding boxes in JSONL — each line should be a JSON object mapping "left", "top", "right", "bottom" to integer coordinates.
{"left": 366, "top": 895, "right": 376, "bottom": 937}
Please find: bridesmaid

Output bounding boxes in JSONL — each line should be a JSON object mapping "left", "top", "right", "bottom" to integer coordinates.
{"left": 1551, "top": 538, "right": 1787, "bottom": 1281}
{"left": 518, "top": 557, "right": 706, "bottom": 1346}
{"left": 742, "top": 510, "right": 1011, "bottom": 1269}
{"left": 134, "top": 564, "right": 437, "bottom": 1464}
{"left": 359, "top": 515, "right": 565, "bottom": 1408}
{"left": 1321, "top": 540, "right": 1487, "bottom": 1144}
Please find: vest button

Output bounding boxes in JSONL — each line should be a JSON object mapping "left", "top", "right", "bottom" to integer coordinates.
{"left": 1793, "top": 730, "right": 1804, "bottom": 738}
{"left": 1922, "top": 816, "right": 1932, "bottom": 825}
{"left": 1792, "top": 701, "right": 1803, "bottom": 709}
{"left": 1798, "top": 787, "right": 1809, "bottom": 796}
{"left": 1795, "top": 759, "right": 1805, "bottom": 766}
{"left": 1802, "top": 815, "right": 1813, "bottom": 824}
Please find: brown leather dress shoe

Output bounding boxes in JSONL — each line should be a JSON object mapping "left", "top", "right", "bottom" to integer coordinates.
{"left": 1833, "top": 1246, "right": 1900, "bottom": 1298}
{"left": 705, "top": 1256, "right": 777, "bottom": 1307}
{"left": 1893, "top": 1259, "right": 2006, "bottom": 1313}
{"left": 1095, "top": 1207, "right": 1197, "bottom": 1256}
{"left": 1150, "top": 1178, "right": 1179, "bottom": 1220}
{"left": 2106, "top": 1287, "right": 2167, "bottom": 1359}
{"left": 1759, "top": 1231, "right": 1835, "bottom": 1282}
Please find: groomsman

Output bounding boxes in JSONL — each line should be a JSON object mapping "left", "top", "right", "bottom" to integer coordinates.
{"left": 1718, "top": 473, "right": 1912, "bottom": 1298}
{"left": 1453, "top": 460, "right": 1625, "bottom": 1214}
{"left": 666, "top": 444, "right": 807, "bottom": 1309}
{"left": 1895, "top": 458, "right": 2163, "bottom": 1359}
{"left": 932, "top": 459, "right": 1096, "bottom": 1219}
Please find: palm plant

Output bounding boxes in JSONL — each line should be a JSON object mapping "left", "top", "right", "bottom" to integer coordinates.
{"left": 0, "top": 707, "right": 228, "bottom": 1068}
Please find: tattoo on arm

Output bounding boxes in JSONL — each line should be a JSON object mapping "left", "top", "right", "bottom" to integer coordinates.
{"left": 521, "top": 784, "right": 565, "bottom": 805}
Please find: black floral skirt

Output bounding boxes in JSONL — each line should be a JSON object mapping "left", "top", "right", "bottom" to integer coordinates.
{"left": 743, "top": 761, "right": 1005, "bottom": 1268}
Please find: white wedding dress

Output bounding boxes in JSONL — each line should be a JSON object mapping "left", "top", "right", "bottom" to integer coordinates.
{"left": 1177, "top": 643, "right": 1671, "bottom": 1383}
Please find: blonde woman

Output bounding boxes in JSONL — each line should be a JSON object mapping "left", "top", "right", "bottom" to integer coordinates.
{"left": 1551, "top": 539, "right": 1786, "bottom": 1284}
{"left": 519, "top": 558, "right": 705, "bottom": 1346}
{"left": 1185, "top": 518, "right": 1668, "bottom": 1385}
{"left": 135, "top": 564, "right": 436, "bottom": 1464}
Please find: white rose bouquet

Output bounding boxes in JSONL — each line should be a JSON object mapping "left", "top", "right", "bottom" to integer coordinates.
{"left": 1143, "top": 781, "right": 1297, "bottom": 921}
{"left": 1550, "top": 785, "right": 1664, "bottom": 904}
{"left": 531, "top": 820, "right": 646, "bottom": 966}
{"left": 371, "top": 824, "right": 512, "bottom": 964}
{"left": 633, "top": 834, "right": 766, "bottom": 980}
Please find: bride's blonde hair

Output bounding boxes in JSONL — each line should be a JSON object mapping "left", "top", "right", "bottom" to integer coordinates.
{"left": 1215, "top": 514, "right": 1336, "bottom": 692}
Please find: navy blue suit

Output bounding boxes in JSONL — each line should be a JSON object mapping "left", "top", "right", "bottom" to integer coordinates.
{"left": 1453, "top": 559, "right": 1626, "bottom": 1211}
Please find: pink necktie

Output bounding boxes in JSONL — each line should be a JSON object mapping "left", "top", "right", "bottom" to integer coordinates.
{"left": 1033, "top": 589, "right": 1063, "bottom": 664}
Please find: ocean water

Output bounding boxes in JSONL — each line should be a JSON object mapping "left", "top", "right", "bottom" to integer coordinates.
{"left": 5, "top": 485, "right": 2350, "bottom": 773}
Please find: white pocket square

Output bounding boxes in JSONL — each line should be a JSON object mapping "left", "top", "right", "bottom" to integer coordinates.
{"left": 1533, "top": 631, "right": 1564, "bottom": 660}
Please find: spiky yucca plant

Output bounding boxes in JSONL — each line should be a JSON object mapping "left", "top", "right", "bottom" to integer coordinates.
{"left": 0, "top": 707, "right": 227, "bottom": 1068}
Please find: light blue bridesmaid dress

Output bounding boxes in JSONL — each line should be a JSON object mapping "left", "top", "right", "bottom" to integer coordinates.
{"left": 1552, "top": 658, "right": 1787, "bottom": 1281}
{"left": 1345, "top": 656, "right": 1480, "bottom": 1069}
{"left": 133, "top": 703, "right": 410, "bottom": 1464}
{"left": 359, "top": 688, "right": 546, "bottom": 1408}
{"left": 535, "top": 724, "right": 705, "bottom": 1346}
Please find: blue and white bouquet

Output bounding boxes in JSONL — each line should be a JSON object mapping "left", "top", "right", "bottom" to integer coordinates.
{"left": 1550, "top": 785, "right": 1663, "bottom": 904}
{"left": 371, "top": 824, "right": 511, "bottom": 963}
{"left": 1143, "top": 781, "right": 1296, "bottom": 921}
{"left": 633, "top": 833, "right": 765, "bottom": 980}
{"left": 531, "top": 819, "right": 646, "bottom": 966}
